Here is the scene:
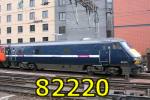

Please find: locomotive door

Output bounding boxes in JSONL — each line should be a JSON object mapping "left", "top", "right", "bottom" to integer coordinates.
{"left": 99, "top": 44, "right": 111, "bottom": 65}
{"left": 11, "top": 48, "right": 17, "bottom": 61}
{"left": 5, "top": 46, "right": 11, "bottom": 60}
{"left": 5, "top": 47, "right": 16, "bottom": 61}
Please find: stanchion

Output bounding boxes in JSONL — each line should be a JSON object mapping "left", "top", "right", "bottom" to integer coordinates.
{"left": 121, "top": 61, "right": 130, "bottom": 80}
{"left": 146, "top": 89, "right": 150, "bottom": 96}
{"left": 147, "top": 53, "right": 150, "bottom": 72}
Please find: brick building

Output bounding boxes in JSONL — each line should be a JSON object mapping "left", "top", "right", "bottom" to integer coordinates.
{"left": 114, "top": 0, "right": 150, "bottom": 55}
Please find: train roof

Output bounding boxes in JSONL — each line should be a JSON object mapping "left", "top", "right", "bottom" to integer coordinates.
{"left": 1, "top": 38, "right": 126, "bottom": 47}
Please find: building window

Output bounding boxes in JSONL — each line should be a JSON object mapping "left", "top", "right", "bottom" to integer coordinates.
{"left": 7, "top": 3, "right": 12, "bottom": 11}
{"left": 59, "top": 26, "right": 66, "bottom": 34}
{"left": 30, "top": 25, "right": 35, "bottom": 32}
{"left": 7, "top": 27, "right": 11, "bottom": 34}
{"left": 59, "top": 12, "right": 66, "bottom": 21}
{"left": 18, "top": 26, "right": 23, "bottom": 33}
{"left": 30, "top": 0, "right": 35, "bottom": 7}
{"left": 43, "top": 37, "right": 48, "bottom": 42}
{"left": 42, "top": 24, "right": 48, "bottom": 31}
{"left": 18, "top": 0, "right": 23, "bottom": 9}
{"left": 0, "top": 5, "right": 1, "bottom": 12}
{"left": 0, "top": 39, "right": 1, "bottom": 44}
{"left": 42, "top": 10, "right": 48, "bottom": 19}
{"left": 7, "top": 15, "right": 12, "bottom": 22}
{"left": 30, "top": 12, "right": 35, "bottom": 20}
{"left": 0, "top": 16, "right": 1, "bottom": 23}
{"left": 18, "top": 14, "right": 23, "bottom": 21}
{"left": 30, "top": 38, "right": 35, "bottom": 42}
{"left": 58, "top": 0, "right": 66, "bottom": 6}
{"left": 7, "top": 39, "right": 11, "bottom": 44}
{"left": 0, "top": 28, "right": 1, "bottom": 34}
{"left": 42, "top": 0, "right": 48, "bottom": 5}
{"left": 18, "top": 38, "right": 23, "bottom": 43}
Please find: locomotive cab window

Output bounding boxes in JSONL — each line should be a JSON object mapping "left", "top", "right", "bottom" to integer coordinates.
{"left": 0, "top": 47, "right": 4, "bottom": 53}
{"left": 112, "top": 43, "right": 121, "bottom": 50}
{"left": 5, "top": 47, "right": 11, "bottom": 55}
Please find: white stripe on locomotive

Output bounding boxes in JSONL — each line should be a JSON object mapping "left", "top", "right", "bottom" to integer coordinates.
{"left": 6, "top": 55, "right": 99, "bottom": 58}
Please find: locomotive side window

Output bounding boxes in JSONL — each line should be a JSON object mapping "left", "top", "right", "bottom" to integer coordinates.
{"left": 34, "top": 49, "right": 40, "bottom": 54}
{"left": 17, "top": 49, "right": 23, "bottom": 55}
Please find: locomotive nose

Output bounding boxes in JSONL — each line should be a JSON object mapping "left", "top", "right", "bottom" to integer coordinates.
{"left": 0, "top": 52, "right": 6, "bottom": 62}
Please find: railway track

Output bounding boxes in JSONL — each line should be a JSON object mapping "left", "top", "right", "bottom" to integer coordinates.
{"left": 135, "top": 73, "right": 150, "bottom": 79}
{"left": 0, "top": 68, "right": 150, "bottom": 97}
{"left": 0, "top": 69, "right": 97, "bottom": 96}
{"left": 0, "top": 69, "right": 89, "bottom": 100}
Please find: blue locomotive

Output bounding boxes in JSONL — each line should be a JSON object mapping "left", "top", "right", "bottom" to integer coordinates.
{"left": 1, "top": 39, "right": 143, "bottom": 75}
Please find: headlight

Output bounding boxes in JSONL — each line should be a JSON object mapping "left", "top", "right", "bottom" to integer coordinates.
{"left": 134, "top": 60, "right": 141, "bottom": 65}
{"left": 134, "top": 58, "right": 141, "bottom": 65}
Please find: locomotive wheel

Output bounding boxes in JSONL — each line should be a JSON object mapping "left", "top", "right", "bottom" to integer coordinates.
{"left": 86, "top": 66, "right": 94, "bottom": 75}
{"left": 131, "top": 68, "right": 141, "bottom": 76}
{"left": 0, "top": 63, "right": 4, "bottom": 68}
{"left": 106, "top": 67, "right": 122, "bottom": 76}
{"left": 27, "top": 63, "right": 37, "bottom": 71}
{"left": 19, "top": 63, "right": 27, "bottom": 69}
{"left": 1, "top": 62, "right": 9, "bottom": 68}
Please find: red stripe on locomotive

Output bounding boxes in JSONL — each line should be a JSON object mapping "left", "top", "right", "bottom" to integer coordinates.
{"left": 0, "top": 46, "right": 6, "bottom": 62}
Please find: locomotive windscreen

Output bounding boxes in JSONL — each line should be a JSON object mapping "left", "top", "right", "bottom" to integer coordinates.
{"left": 121, "top": 42, "right": 141, "bottom": 58}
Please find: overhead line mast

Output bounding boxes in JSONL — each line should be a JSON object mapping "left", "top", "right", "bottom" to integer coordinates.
{"left": 70, "top": 0, "right": 98, "bottom": 14}
{"left": 69, "top": 0, "right": 99, "bottom": 32}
